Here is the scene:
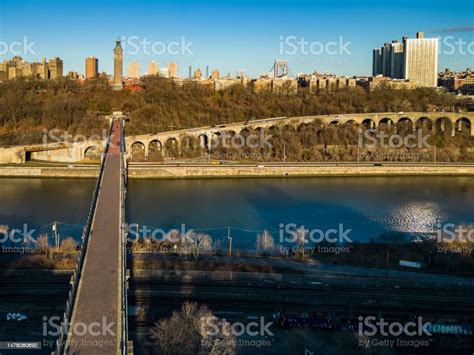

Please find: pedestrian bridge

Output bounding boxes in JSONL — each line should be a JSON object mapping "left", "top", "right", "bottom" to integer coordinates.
{"left": 54, "top": 119, "right": 131, "bottom": 354}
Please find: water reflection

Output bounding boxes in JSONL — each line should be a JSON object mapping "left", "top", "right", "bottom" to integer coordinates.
{"left": 127, "top": 176, "right": 474, "bottom": 248}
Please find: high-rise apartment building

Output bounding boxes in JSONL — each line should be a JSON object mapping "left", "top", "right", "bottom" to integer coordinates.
{"left": 390, "top": 41, "right": 404, "bottom": 79}
{"left": 404, "top": 32, "right": 438, "bottom": 87}
{"left": 48, "top": 57, "right": 63, "bottom": 79}
{"left": 381, "top": 43, "right": 392, "bottom": 77}
{"left": 38, "top": 58, "right": 49, "bottom": 79}
{"left": 128, "top": 62, "right": 140, "bottom": 78}
{"left": 0, "top": 56, "right": 63, "bottom": 81}
{"left": 372, "top": 32, "right": 438, "bottom": 87}
{"left": 113, "top": 37, "right": 123, "bottom": 89}
{"left": 211, "top": 70, "right": 220, "bottom": 80}
{"left": 372, "top": 48, "right": 383, "bottom": 76}
{"left": 194, "top": 68, "right": 202, "bottom": 79}
{"left": 167, "top": 62, "right": 178, "bottom": 78}
{"left": 85, "top": 56, "right": 98, "bottom": 79}
{"left": 148, "top": 60, "right": 158, "bottom": 75}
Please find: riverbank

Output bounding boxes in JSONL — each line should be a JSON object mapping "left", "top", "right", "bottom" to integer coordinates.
{"left": 1, "top": 163, "right": 474, "bottom": 179}
{"left": 128, "top": 163, "right": 474, "bottom": 179}
{"left": 0, "top": 165, "right": 99, "bottom": 178}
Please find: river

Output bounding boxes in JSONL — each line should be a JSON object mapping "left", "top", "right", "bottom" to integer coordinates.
{"left": 0, "top": 176, "right": 473, "bottom": 250}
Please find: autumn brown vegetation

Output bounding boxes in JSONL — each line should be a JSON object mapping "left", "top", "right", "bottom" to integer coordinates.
{"left": 0, "top": 76, "right": 467, "bottom": 146}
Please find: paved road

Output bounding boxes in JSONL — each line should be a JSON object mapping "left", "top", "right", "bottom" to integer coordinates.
{"left": 129, "top": 161, "right": 474, "bottom": 167}
{"left": 67, "top": 120, "right": 122, "bottom": 354}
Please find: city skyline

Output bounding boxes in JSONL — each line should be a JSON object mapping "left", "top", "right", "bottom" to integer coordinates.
{"left": 0, "top": 0, "right": 472, "bottom": 77}
{"left": 1, "top": 2, "right": 474, "bottom": 355}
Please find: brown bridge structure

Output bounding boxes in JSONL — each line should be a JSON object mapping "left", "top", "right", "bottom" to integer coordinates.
{"left": 54, "top": 119, "right": 131, "bottom": 354}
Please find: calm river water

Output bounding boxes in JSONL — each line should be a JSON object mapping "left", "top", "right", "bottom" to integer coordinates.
{"left": 0, "top": 177, "right": 473, "bottom": 250}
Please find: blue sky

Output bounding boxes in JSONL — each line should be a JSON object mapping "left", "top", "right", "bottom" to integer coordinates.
{"left": 0, "top": 0, "right": 473, "bottom": 77}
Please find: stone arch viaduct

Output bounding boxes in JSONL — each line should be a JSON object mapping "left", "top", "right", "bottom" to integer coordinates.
{"left": 125, "top": 112, "right": 473, "bottom": 159}
{"left": 1, "top": 112, "right": 472, "bottom": 163}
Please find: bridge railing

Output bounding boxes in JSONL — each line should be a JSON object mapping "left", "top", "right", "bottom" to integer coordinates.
{"left": 52, "top": 121, "right": 113, "bottom": 355}
{"left": 120, "top": 119, "right": 132, "bottom": 354}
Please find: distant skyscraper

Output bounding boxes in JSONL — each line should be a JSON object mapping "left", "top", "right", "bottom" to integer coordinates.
{"left": 211, "top": 69, "right": 220, "bottom": 80}
{"left": 390, "top": 41, "right": 404, "bottom": 79}
{"left": 167, "top": 62, "right": 178, "bottom": 78}
{"left": 404, "top": 32, "right": 438, "bottom": 87}
{"left": 113, "top": 37, "right": 123, "bottom": 89}
{"left": 372, "top": 48, "right": 383, "bottom": 76}
{"left": 194, "top": 68, "right": 202, "bottom": 79}
{"left": 373, "top": 41, "right": 403, "bottom": 78}
{"left": 206, "top": 65, "right": 209, "bottom": 78}
{"left": 148, "top": 60, "right": 158, "bottom": 75}
{"left": 85, "top": 56, "right": 98, "bottom": 79}
{"left": 49, "top": 57, "right": 63, "bottom": 79}
{"left": 38, "top": 58, "right": 48, "bottom": 79}
{"left": 128, "top": 62, "right": 140, "bottom": 78}
{"left": 381, "top": 43, "right": 392, "bottom": 77}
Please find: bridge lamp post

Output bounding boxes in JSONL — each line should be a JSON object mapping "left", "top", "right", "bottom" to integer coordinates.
{"left": 227, "top": 226, "right": 232, "bottom": 257}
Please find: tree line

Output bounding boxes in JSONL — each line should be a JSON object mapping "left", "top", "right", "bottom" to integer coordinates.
{"left": 0, "top": 76, "right": 468, "bottom": 148}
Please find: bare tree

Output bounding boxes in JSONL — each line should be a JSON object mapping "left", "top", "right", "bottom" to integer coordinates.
{"left": 60, "top": 237, "right": 78, "bottom": 252}
{"left": 190, "top": 232, "right": 213, "bottom": 261}
{"left": 295, "top": 227, "right": 308, "bottom": 259}
{"left": 149, "top": 302, "right": 236, "bottom": 355}
{"left": 36, "top": 234, "right": 49, "bottom": 254}
{"left": 256, "top": 230, "right": 275, "bottom": 252}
